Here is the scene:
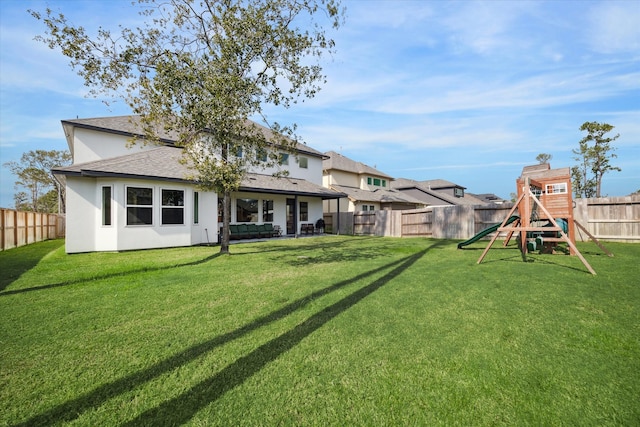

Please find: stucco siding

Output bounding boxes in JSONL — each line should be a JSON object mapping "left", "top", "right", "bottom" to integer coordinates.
{"left": 72, "top": 128, "right": 150, "bottom": 164}
{"left": 326, "top": 169, "right": 359, "bottom": 187}
{"left": 65, "top": 177, "right": 98, "bottom": 253}
{"left": 65, "top": 177, "right": 218, "bottom": 253}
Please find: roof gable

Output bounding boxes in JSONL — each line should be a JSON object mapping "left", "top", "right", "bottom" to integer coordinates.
{"left": 323, "top": 151, "right": 393, "bottom": 179}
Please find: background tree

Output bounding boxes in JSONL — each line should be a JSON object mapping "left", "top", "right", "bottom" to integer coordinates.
{"left": 31, "top": 0, "right": 343, "bottom": 254}
{"left": 3, "top": 150, "right": 71, "bottom": 213}
{"left": 536, "top": 153, "right": 552, "bottom": 164}
{"left": 571, "top": 121, "right": 621, "bottom": 198}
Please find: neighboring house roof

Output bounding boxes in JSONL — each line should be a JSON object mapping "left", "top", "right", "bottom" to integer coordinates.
{"left": 469, "top": 193, "right": 507, "bottom": 204}
{"left": 391, "top": 177, "right": 485, "bottom": 206}
{"left": 323, "top": 151, "right": 393, "bottom": 179}
{"left": 418, "top": 178, "right": 466, "bottom": 190}
{"left": 329, "top": 184, "right": 425, "bottom": 205}
{"left": 53, "top": 146, "right": 344, "bottom": 199}
{"left": 61, "top": 115, "right": 327, "bottom": 159}
{"left": 393, "top": 178, "right": 466, "bottom": 192}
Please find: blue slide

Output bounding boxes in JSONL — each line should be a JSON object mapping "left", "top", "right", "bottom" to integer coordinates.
{"left": 457, "top": 215, "right": 520, "bottom": 249}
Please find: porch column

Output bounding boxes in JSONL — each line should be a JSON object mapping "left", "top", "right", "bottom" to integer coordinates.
{"left": 336, "top": 197, "right": 340, "bottom": 235}
{"left": 294, "top": 195, "right": 299, "bottom": 238}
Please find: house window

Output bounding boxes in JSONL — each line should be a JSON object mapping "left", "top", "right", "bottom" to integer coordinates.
{"left": 193, "top": 191, "right": 199, "bottom": 224}
{"left": 101, "top": 186, "right": 112, "bottom": 226}
{"left": 279, "top": 153, "right": 289, "bottom": 165}
{"left": 368, "top": 177, "right": 385, "bottom": 187}
{"left": 298, "top": 156, "right": 308, "bottom": 169}
{"left": 257, "top": 148, "right": 268, "bottom": 162}
{"left": 546, "top": 183, "right": 568, "bottom": 195}
{"left": 127, "top": 186, "right": 153, "bottom": 225}
{"left": 362, "top": 205, "right": 368, "bottom": 211}
{"left": 299, "top": 201, "right": 308, "bottom": 221}
{"left": 162, "top": 189, "right": 184, "bottom": 225}
{"left": 263, "top": 199, "right": 274, "bottom": 222}
{"left": 237, "top": 198, "right": 258, "bottom": 222}
{"left": 454, "top": 188, "right": 464, "bottom": 198}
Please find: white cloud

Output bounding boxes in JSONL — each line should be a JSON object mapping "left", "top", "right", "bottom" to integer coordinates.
{"left": 586, "top": 1, "right": 640, "bottom": 54}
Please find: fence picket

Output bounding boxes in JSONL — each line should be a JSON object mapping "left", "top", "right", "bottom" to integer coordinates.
{"left": 0, "top": 208, "right": 65, "bottom": 251}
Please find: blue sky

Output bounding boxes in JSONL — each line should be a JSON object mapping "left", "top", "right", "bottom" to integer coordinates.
{"left": 1, "top": 0, "right": 639, "bottom": 208}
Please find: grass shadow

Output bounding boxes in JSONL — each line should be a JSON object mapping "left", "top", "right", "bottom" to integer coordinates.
{"left": 122, "top": 246, "right": 432, "bottom": 426}
{"left": 232, "top": 235, "right": 379, "bottom": 256}
{"left": 14, "top": 241, "right": 440, "bottom": 426}
{"left": 479, "top": 247, "right": 594, "bottom": 274}
{"left": 0, "top": 239, "right": 64, "bottom": 292}
{"left": 0, "top": 251, "right": 222, "bottom": 297}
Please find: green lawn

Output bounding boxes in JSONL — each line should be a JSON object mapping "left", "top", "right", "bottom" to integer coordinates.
{"left": 1, "top": 236, "right": 638, "bottom": 426}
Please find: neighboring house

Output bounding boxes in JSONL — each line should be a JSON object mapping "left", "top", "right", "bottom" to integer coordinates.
{"left": 391, "top": 178, "right": 488, "bottom": 206}
{"left": 322, "top": 151, "right": 425, "bottom": 212}
{"left": 53, "top": 115, "right": 342, "bottom": 253}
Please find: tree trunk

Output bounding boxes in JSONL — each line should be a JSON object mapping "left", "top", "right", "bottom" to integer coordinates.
{"left": 219, "top": 190, "right": 232, "bottom": 254}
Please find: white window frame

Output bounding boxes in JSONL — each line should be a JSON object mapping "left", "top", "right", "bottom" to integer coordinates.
{"left": 126, "top": 186, "right": 154, "bottom": 226}
{"left": 546, "top": 182, "right": 568, "bottom": 195}
{"left": 161, "top": 188, "right": 185, "bottom": 226}
{"left": 101, "top": 185, "right": 113, "bottom": 227}
{"left": 299, "top": 201, "right": 309, "bottom": 221}
{"left": 193, "top": 191, "right": 199, "bottom": 225}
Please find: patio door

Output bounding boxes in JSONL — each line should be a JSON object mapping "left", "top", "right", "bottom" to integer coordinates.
{"left": 286, "top": 198, "right": 296, "bottom": 235}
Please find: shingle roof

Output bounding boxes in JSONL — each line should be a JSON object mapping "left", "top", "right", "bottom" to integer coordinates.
{"left": 53, "top": 145, "right": 343, "bottom": 199}
{"left": 53, "top": 146, "right": 189, "bottom": 182}
{"left": 392, "top": 177, "right": 464, "bottom": 190}
{"left": 391, "top": 177, "right": 485, "bottom": 206}
{"left": 323, "top": 151, "right": 393, "bottom": 179}
{"left": 242, "top": 174, "right": 343, "bottom": 199}
{"left": 62, "top": 115, "right": 326, "bottom": 158}
{"left": 469, "top": 193, "right": 507, "bottom": 204}
{"left": 329, "top": 185, "right": 424, "bottom": 205}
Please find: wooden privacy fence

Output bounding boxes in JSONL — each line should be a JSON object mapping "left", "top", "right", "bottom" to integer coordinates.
{"left": 0, "top": 208, "right": 65, "bottom": 251}
{"left": 326, "top": 195, "right": 639, "bottom": 242}
{"left": 573, "top": 196, "right": 640, "bottom": 243}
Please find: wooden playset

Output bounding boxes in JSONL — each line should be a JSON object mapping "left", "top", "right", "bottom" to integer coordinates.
{"left": 476, "top": 164, "right": 610, "bottom": 275}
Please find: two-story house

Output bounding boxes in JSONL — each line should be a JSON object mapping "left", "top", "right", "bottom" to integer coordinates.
{"left": 53, "top": 115, "right": 342, "bottom": 253}
{"left": 322, "top": 151, "right": 424, "bottom": 213}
